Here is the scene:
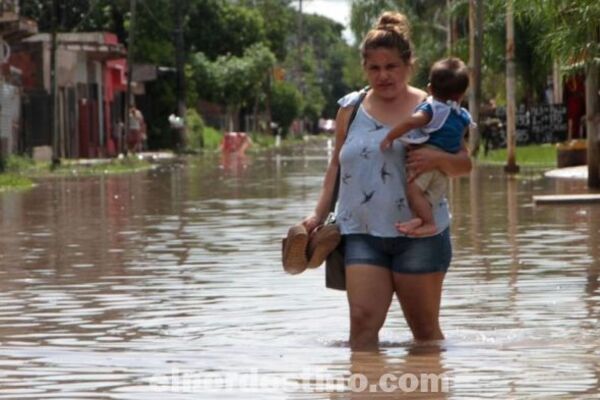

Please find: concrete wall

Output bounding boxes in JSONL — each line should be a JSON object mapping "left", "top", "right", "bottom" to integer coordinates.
{"left": 0, "top": 83, "right": 20, "bottom": 156}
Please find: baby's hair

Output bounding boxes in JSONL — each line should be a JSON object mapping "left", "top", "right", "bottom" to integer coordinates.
{"left": 429, "top": 58, "right": 469, "bottom": 101}
{"left": 360, "top": 12, "right": 412, "bottom": 64}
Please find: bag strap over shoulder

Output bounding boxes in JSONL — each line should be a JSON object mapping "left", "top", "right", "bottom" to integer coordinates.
{"left": 329, "top": 87, "right": 369, "bottom": 213}
{"left": 347, "top": 87, "right": 369, "bottom": 131}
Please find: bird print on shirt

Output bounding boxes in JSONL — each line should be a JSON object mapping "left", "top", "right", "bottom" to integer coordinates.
{"left": 341, "top": 211, "right": 352, "bottom": 222}
{"left": 380, "top": 163, "right": 391, "bottom": 183}
{"left": 396, "top": 198, "right": 406, "bottom": 211}
{"left": 342, "top": 173, "right": 352, "bottom": 185}
{"left": 369, "top": 121, "right": 384, "bottom": 132}
{"left": 360, "top": 147, "right": 371, "bottom": 160}
{"left": 361, "top": 190, "right": 375, "bottom": 204}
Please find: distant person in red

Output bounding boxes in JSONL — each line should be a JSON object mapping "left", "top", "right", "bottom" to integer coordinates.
{"left": 219, "top": 132, "right": 253, "bottom": 176}
{"left": 127, "top": 105, "right": 146, "bottom": 152}
{"left": 220, "top": 132, "right": 252, "bottom": 155}
{"left": 563, "top": 75, "right": 585, "bottom": 139}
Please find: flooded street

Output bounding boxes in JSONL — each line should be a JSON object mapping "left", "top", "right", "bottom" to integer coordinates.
{"left": 0, "top": 141, "right": 598, "bottom": 399}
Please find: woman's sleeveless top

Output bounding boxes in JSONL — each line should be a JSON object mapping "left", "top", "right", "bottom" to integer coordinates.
{"left": 336, "top": 91, "right": 451, "bottom": 237}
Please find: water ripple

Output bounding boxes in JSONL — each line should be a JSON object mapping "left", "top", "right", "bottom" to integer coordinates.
{"left": 0, "top": 151, "right": 598, "bottom": 398}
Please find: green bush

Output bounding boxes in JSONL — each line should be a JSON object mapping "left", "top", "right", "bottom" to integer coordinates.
{"left": 203, "top": 126, "right": 223, "bottom": 150}
{"left": 5, "top": 155, "right": 36, "bottom": 173}
{"left": 250, "top": 132, "right": 275, "bottom": 148}
{"left": 186, "top": 108, "right": 206, "bottom": 150}
{"left": 0, "top": 174, "right": 34, "bottom": 190}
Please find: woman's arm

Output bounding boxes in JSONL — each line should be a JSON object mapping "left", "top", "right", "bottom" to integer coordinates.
{"left": 406, "top": 140, "right": 472, "bottom": 180}
{"left": 302, "top": 106, "right": 353, "bottom": 233}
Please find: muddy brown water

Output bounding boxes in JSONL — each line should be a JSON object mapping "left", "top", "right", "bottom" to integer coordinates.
{"left": 0, "top": 142, "right": 598, "bottom": 399}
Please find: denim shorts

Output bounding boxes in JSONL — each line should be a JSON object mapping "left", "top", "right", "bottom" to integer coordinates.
{"left": 344, "top": 228, "right": 452, "bottom": 274}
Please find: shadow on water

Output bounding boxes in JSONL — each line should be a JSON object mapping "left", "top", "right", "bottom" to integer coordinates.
{"left": 0, "top": 141, "right": 598, "bottom": 398}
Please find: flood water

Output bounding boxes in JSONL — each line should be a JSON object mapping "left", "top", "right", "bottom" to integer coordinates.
{"left": 0, "top": 141, "right": 598, "bottom": 399}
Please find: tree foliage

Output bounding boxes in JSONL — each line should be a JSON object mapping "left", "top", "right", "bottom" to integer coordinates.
{"left": 21, "top": 0, "right": 600, "bottom": 143}
{"left": 515, "top": 0, "right": 600, "bottom": 68}
{"left": 189, "top": 43, "right": 276, "bottom": 129}
{"left": 239, "top": 0, "right": 294, "bottom": 61}
{"left": 271, "top": 81, "right": 302, "bottom": 135}
{"left": 20, "top": 0, "right": 120, "bottom": 33}
{"left": 349, "top": 0, "right": 449, "bottom": 88}
{"left": 20, "top": 0, "right": 361, "bottom": 139}
{"left": 348, "top": 0, "right": 598, "bottom": 104}
{"left": 186, "top": 0, "right": 266, "bottom": 59}
{"left": 300, "top": 14, "right": 351, "bottom": 118}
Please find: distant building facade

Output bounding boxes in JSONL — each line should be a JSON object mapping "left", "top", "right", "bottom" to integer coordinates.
{"left": 0, "top": 0, "right": 37, "bottom": 157}
{"left": 10, "top": 32, "right": 128, "bottom": 158}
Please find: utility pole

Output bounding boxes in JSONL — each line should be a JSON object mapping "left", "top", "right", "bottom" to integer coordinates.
{"left": 468, "top": 0, "right": 483, "bottom": 157}
{"left": 298, "top": 0, "right": 303, "bottom": 79}
{"left": 504, "top": 0, "right": 519, "bottom": 174}
{"left": 125, "top": 0, "right": 136, "bottom": 151}
{"left": 0, "top": 34, "right": 3, "bottom": 168}
{"left": 174, "top": 0, "right": 187, "bottom": 150}
{"left": 297, "top": 0, "right": 304, "bottom": 134}
{"left": 585, "top": 25, "right": 599, "bottom": 188}
{"left": 50, "top": 0, "right": 59, "bottom": 165}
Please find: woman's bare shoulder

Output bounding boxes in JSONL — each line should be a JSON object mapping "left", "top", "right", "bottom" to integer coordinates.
{"left": 407, "top": 86, "right": 428, "bottom": 101}
{"left": 336, "top": 105, "right": 353, "bottom": 127}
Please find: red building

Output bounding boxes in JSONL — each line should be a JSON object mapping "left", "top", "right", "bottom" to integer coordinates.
{"left": 9, "top": 32, "right": 128, "bottom": 158}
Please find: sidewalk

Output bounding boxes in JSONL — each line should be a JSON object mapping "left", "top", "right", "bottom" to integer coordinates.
{"left": 544, "top": 165, "right": 588, "bottom": 180}
{"left": 63, "top": 151, "right": 176, "bottom": 166}
{"left": 138, "top": 151, "right": 177, "bottom": 161}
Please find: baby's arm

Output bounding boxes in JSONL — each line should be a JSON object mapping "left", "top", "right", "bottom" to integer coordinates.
{"left": 380, "top": 111, "right": 432, "bottom": 151}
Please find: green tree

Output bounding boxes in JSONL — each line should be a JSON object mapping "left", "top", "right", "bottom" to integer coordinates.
{"left": 126, "top": 0, "right": 177, "bottom": 148}
{"left": 190, "top": 43, "right": 276, "bottom": 131}
{"left": 282, "top": 12, "right": 354, "bottom": 125}
{"left": 302, "top": 14, "right": 353, "bottom": 118}
{"left": 342, "top": 47, "right": 368, "bottom": 92}
{"left": 297, "top": 47, "right": 326, "bottom": 123}
{"left": 21, "top": 0, "right": 357, "bottom": 143}
{"left": 186, "top": 0, "right": 266, "bottom": 59}
{"left": 239, "top": 0, "right": 294, "bottom": 61}
{"left": 349, "top": 0, "right": 450, "bottom": 88}
{"left": 350, "top": 0, "right": 398, "bottom": 41}
{"left": 480, "top": 1, "right": 553, "bottom": 105}
{"left": 518, "top": 0, "right": 600, "bottom": 187}
{"left": 20, "top": 0, "right": 117, "bottom": 32}
{"left": 271, "top": 81, "right": 302, "bottom": 135}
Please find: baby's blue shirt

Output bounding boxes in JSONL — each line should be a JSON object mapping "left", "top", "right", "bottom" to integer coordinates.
{"left": 416, "top": 102, "right": 470, "bottom": 153}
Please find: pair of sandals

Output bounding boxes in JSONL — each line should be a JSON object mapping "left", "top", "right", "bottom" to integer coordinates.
{"left": 282, "top": 224, "right": 341, "bottom": 274}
